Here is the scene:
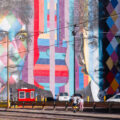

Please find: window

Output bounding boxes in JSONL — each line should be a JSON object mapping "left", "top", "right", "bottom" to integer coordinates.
{"left": 31, "top": 91, "right": 34, "bottom": 99}
{"left": 19, "top": 91, "right": 25, "bottom": 99}
{"left": 59, "top": 92, "right": 68, "bottom": 96}
{"left": 26, "top": 92, "right": 30, "bottom": 98}
{"left": 115, "top": 95, "right": 120, "bottom": 99}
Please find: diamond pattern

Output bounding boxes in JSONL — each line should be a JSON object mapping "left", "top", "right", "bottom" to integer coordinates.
{"left": 107, "top": 86, "right": 115, "bottom": 95}
{"left": 106, "top": 72, "right": 114, "bottom": 84}
{"left": 106, "top": 16, "right": 114, "bottom": 28}
{"left": 105, "top": 0, "right": 119, "bottom": 95}
{"left": 110, "top": 37, "right": 118, "bottom": 50}
{"left": 111, "top": 0, "right": 118, "bottom": 8}
{"left": 111, "top": 24, "right": 118, "bottom": 35}
{"left": 111, "top": 51, "right": 118, "bottom": 62}
{"left": 106, "top": 3, "right": 114, "bottom": 14}
{"left": 111, "top": 10, "right": 118, "bottom": 22}
{"left": 106, "top": 43, "right": 114, "bottom": 55}
{"left": 106, "top": 30, "right": 114, "bottom": 42}
{"left": 115, "top": 16, "right": 120, "bottom": 30}
{"left": 115, "top": 73, "right": 120, "bottom": 84}
{"left": 111, "top": 66, "right": 118, "bottom": 76}
{"left": 111, "top": 79, "right": 119, "bottom": 91}
{"left": 106, "top": 57, "right": 113, "bottom": 70}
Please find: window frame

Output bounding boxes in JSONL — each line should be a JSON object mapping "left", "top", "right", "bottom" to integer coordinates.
{"left": 19, "top": 91, "right": 25, "bottom": 99}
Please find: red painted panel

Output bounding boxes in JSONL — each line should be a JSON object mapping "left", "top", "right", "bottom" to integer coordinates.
{"left": 55, "top": 71, "right": 68, "bottom": 77}
{"left": 34, "top": 80, "right": 44, "bottom": 89}
{"left": 34, "top": 70, "right": 49, "bottom": 76}
{"left": 34, "top": 0, "right": 39, "bottom": 65}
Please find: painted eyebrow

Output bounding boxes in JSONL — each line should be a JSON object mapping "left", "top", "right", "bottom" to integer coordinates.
{"left": 16, "top": 30, "right": 28, "bottom": 35}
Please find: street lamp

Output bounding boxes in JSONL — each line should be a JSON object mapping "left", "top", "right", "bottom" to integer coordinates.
{"left": 6, "top": 32, "right": 9, "bottom": 108}
{"left": 0, "top": 31, "right": 9, "bottom": 108}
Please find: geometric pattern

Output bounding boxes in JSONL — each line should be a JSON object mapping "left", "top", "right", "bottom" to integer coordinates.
{"left": 105, "top": 0, "right": 120, "bottom": 95}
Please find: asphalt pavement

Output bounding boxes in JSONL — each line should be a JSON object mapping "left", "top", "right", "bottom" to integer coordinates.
{"left": 0, "top": 108, "right": 120, "bottom": 120}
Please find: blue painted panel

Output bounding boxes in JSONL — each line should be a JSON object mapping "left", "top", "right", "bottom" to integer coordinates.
{"left": 106, "top": 17, "right": 114, "bottom": 29}
{"left": 106, "top": 43, "right": 114, "bottom": 56}
{"left": 39, "top": 52, "right": 49, "bottom": 59}
{"left": 55, "top": 59, "right": 66, "bottom": 65}
{"left": 38, "top": 38, "right": 50, "bottom": 46}
{"left": 69, "top": 0, "right": 74, "bottom": 97}
{"left": 79, "top": 67, "right": 84, "bottom": 89}
{"left": 44, "top": 0, "right": 47, "bottom": 32}
{"left": 37, "top": 58, "right": 49, "bottom": 64}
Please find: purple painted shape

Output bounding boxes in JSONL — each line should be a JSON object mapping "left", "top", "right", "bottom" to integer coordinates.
{"left": 106, "top": 3, "right": 114, "bottom": 14}
{"left": 22, "top": 55, "right": 28, "bottom": 83}
{"left": 55, "top": 47, "right": 67, "bottom": 53}
{"left": 111, "top": 51, "right": 118, "bottom": 62}
{"left": 75, "top": 57, "right": 79, "bottom": 91}
{"left": 107, "top": 30, "right": 114, "bottom": 42}
{"left": 34, "top": 76, "right": 49, "bottom": 83}
{"left": 55, "top": 76, "right": 68, "bottom": 83}
{"left": 38, "top": 46, "right": 49, "bottom": 51}
{"left": 59, "top": 0, "right": 64, "bottom": 47}
{"left": 60, "top": 86, "right": 65, "bottom": 93}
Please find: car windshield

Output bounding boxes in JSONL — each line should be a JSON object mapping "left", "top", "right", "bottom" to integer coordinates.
{"left": 60, "top": 93, "right": 68, "bottom": 96}
{"left": 115, "top": 95, "right": 120, "bottom": 99}
{"left": 74, "top": 94, "right": 82, "bottom": 97}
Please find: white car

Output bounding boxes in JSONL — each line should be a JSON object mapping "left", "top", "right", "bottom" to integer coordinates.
{"left": 58, "top": 92, "right": 70, "bottom": 102}
{"left": 106, "top": 93, "right": 120, "bottom": 102}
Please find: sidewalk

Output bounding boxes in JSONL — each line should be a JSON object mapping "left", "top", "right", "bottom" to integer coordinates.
{"left": 0, "top": 108, "right": 120, "bottom": 119}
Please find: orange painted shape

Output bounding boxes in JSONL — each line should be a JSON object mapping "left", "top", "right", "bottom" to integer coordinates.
{"left": 34, "top": 64, "right": 50, "bottom": 70}
{"left": 39, "top": 0, "right": 44, "bottom": 32}
{"left": 84, "top": 74, "right": 89, "bottom": 88}
{"left": 55, "top": 65, "right": 68, "bottom": 71}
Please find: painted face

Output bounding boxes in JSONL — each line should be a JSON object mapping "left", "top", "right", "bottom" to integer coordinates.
{"left": 0, "top": 12, "right": 28, "bottom": 84}
{"left": 81, "top": 0, "right": 104, "bottom": 101}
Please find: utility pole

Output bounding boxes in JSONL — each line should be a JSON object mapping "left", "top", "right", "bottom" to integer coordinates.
{"left": 72, "top": 24, "right": 77, "bottom": 94}
{"left": 6, "top": 32, "right": 9, "bottom": 109}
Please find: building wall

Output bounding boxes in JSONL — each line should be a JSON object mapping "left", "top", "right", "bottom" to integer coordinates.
{"left": 0, "top": 0, "right": 120, "bottom": 101}
{"left": 0, "top": 0, "right": 74, "bottom": 100}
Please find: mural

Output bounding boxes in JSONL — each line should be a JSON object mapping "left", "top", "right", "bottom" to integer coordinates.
{"left": 0, "top": 0, "right": 34, "bottom": 100}
{"left": 0, "top": 0, "right": 119, "bottom": 101}
{"left": 75, "top": 0, "right": 120, "bottom": 101}
{"left": 99, "top": 0, "right": 120, "bottom": 98}
{"left": 34, "top": 0, "right": 74, "bottom": 97}
{"left": 75, "top": 0, "right": 101, "bottom": 101}
{"left": 0, "top": 0, "right": 74, "bottom": 100}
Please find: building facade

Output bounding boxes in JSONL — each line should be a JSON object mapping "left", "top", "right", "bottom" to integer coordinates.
{"left": 0, "top": 0, "right": 120, "bottom": 101}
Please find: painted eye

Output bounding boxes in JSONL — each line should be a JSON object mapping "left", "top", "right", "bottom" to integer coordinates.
{"left": 88, "top": 40, "right": 97, "bottom": 50}
{"left": 16, "top": 33, "right": 28, "bottom": 41}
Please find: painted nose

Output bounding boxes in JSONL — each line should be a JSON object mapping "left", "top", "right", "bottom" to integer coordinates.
{"left": 8, "top": 41, "right": 20, "bottom": 60}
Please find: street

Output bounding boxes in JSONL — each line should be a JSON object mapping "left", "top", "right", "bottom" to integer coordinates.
{"left": 0, "top": 110, "right": 120, "bottom": 120}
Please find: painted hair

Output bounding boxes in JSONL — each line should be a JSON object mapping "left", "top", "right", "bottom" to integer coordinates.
{"left": 0, "top": 0, "right": 33, "bottom": 24}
